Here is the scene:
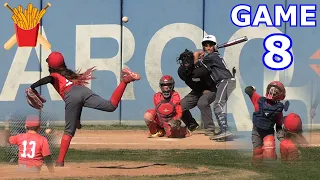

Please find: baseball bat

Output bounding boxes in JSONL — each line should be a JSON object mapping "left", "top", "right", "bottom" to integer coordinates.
{"left": 217, "top": 36, "right": 248, "bottom": 49}
{"left": 4, "top": 34, "right": 17, "bottom": 50}
{"left": 37, "top": 34, "right": 51, "bottom": 50}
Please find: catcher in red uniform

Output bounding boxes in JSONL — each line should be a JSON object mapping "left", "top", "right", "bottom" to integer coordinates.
{"left": 245, "top": 81, "right": 288, "bottom": 164}
{"left": 144, "top": 75, "right": 189, "bottom": 138}
{"left": 280, "top": 113, "right": 309, "bottom": 162}
{"left": 26, "top": 51, "right": 141, "bottom": 167}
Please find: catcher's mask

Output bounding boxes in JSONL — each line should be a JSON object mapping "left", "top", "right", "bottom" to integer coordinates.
{"left": 283, "top": 113, "right": 302, "bottom": 133}
{"left": 159, "top": 75, "right": 175, "bottom": 98}
{"left": 177, "top": 49, "right": 194, "bottom": 76}
{"left": 265, "top": 81, "right": 286, "bottom": 101}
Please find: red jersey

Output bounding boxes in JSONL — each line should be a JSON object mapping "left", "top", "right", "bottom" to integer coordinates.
{"left": 50, "top": 72, "right": 73, "bottom": 99}
{"left": 9, "top": 132, "right": 51, "bottom": 167}
{"left": 153, "top": 91, "right": 182, "bottom": 120}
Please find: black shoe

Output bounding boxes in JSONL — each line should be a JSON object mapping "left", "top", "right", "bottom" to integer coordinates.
{"left": 188, "top": 123, "right": 199, "bottom": 132}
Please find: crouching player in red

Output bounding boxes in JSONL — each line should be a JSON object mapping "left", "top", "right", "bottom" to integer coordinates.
{"left": 280, "top": 113, "right": 309, "bottom": 162}
{"left": 5, "top": 115, "right": 54, "bottom": 173}
{"left": 244, "top": 81, "right": 287, "bottom": 165}
{"left": 144, "top": 75, "right": 189, "bottom": 138}
{"left": 28, "top": 52, "right": 141, "bottom": 167}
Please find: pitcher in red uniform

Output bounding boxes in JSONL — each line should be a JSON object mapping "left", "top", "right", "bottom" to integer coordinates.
{"left": 144, "top": 75, "right": 189, "bottom": 138}
{"left": 27, "top": 51, "right": 141, "bottom": 167}
{"left": 6, "top": 115, "right": 54, "bottom": 173}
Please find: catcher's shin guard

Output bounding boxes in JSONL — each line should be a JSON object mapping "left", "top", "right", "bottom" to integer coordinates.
{"left": 263, "top": 135, "right": 277, "bottom": 160}
{"left": 252, "top": 147, "right": 263, "bottom": 163}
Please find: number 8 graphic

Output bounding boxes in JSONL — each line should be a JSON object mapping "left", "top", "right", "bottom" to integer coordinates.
{"left": 262, "top": 33, "right": 294, "bottom": 71}
{"left": 21, "top": 140, "right": 36, "bottom": 158}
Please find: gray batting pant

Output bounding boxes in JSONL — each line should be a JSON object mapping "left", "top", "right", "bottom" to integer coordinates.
{"left": 180, "top": 91, "right": 216, "bottom": 131}
{"left": 213, "top": 78, "right": 236, "bottom": 129}
{"left": 64, "top": 85, "right": 117, "bottom": 136}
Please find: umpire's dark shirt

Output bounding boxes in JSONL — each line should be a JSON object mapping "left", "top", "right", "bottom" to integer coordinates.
{"left": 202, "top": 51, "right": 233, "bottom": 82}
{"left": 178, "top": 64, "right": 216, "bottom": 94}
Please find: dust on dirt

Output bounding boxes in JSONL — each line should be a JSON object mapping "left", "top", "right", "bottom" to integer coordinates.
{"left": 0, "top": 161, "right": 210, "bottom": 179}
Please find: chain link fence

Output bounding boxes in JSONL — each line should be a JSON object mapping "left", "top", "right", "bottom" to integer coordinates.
{"left": 1, "top": 110, "right": 60, "bottom": 164}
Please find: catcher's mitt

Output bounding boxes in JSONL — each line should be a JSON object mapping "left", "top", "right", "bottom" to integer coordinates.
{"left": 26, "top": 88, "right": 46, "bottom": 110}
{"left": 168, "top": 119, "right": 186, "bottom": 129}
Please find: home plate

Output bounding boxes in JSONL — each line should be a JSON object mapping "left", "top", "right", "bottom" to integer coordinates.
{"left": 150, "top": 138, "right": 179, "bottom": 141}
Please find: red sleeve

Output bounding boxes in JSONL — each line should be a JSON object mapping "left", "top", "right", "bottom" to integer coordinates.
{"left": 41, "top": 138, "right": 51, "bottom": 157}
{"left": 251, "top": 92, "right": 261, "bottom": 111}
{"left": 275, "top": 112, "right": 283, "bottom": 127}
{"left": 9, "top": 135, "right": 19, "bottom": 145}
{"left": 172, "top": 91, "right": 182, "bottom": 120}
{"left": 153, "top": 93, "right": 161, "bottom": 107}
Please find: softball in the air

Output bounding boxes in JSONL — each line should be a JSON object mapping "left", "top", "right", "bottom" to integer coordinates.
{"left": 122, "top": 16, "right": 129, "bottom": 23}
{"left": 45, "top": 128, "right": 52, "bottom": 134}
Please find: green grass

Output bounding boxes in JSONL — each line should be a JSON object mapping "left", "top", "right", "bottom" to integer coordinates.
{"left": 3, "top": 147, "right": 320, "bottom": 180}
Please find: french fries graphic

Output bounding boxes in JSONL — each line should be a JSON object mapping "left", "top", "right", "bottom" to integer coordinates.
{"left": 3, "top": 3, "right": 52, "bottom": 50}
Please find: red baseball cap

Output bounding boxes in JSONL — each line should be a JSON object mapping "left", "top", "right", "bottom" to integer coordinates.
{"left": 25, "top": 115, "right": 40, "bottom": 127}
{"left": 47, "top": 51, "right": 65, "bottom": 68}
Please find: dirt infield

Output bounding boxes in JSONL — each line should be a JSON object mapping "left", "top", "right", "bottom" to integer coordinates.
{"left": 62, "top": 130, "right": 320, "bottom": 150}
{"left": 0, "top": 161, "right": 265, "bottom": 180}
{"left": 2, "top": 129, "right": 320, "bottom": 150}
{"left": 0, "top": 130, "right": 319, "bottom": 179}
{"left": 0, "top": 161, "right": 210, "bottom": 179}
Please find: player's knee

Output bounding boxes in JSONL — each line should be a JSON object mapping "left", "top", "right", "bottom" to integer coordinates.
{"left": 64, "top": 130, "right": 75, "bottom": 137}
{"left": 64, "top": 127, "right": 76, "bottom": 137}
{"left": 263, "top": 135, "right": 277, "bottom": 160}
{"left": 144, "top": 109, "right": 156, "bottom": 121}
{"left": 179, "top": 99, "right": 188, "bottom": 110}
{"left": 106, "top": 104, "right": 117, "bottom": 112}
{"left": 197, "top": 100, "right": 209, "bottom": 110}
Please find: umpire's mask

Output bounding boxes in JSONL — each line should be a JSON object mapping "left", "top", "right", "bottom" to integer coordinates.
{"left": 177, "top": 49, "right": 194, "bottom": 76}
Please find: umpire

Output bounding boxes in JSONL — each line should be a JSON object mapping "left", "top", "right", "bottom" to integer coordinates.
{"left": 198, "top": 35, "right": 236, "bottom": 140}
{"left": 177, "top": 49, "right": 217, "bottom": 136}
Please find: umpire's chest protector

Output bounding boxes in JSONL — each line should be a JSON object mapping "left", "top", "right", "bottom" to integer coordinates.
{"left": 252, "top": 97, "right": 284, "bottom": 130}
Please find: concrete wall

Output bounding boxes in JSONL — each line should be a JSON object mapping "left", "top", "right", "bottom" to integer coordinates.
{"left": 0, "top": 0, "right": 319, "bottom": 131}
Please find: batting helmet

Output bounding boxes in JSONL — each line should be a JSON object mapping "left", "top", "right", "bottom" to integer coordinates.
{"left": 283, "top": 113, "right": 302, "bottom": 133}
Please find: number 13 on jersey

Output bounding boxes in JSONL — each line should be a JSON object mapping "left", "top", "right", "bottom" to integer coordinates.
{"left": 262, "top": 33, "right": 294, "bottom": 71}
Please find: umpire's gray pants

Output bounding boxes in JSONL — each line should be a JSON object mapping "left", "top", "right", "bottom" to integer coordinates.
{"left": 180, "top": 91, "right": 216, "bottom": 131}
{"left": 213, "top": 78, "right": 236, "bottom": 129}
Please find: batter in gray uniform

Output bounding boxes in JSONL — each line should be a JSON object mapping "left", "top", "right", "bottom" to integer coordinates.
{"left": 197, "top": 35, "right": 236, "bottom": 140}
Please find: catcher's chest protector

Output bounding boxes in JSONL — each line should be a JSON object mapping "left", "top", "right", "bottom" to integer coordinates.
{"left": 253, "top": 97, "right": 284, "bottom": 130}
{"left": 155, "top": 98, "right": 176, "bottom": 122}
